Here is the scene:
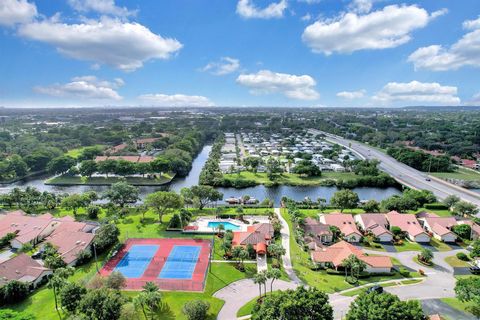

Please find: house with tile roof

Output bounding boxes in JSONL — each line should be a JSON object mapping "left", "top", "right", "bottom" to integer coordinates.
{"left": 319, "top": 213, "right": 362, "bottom": 243}
{"left": 0, "top": 254, "right": 52, "bottom": 287}
{"left": 42, "top": 216, "right": 97, "bottom": 266}
{"left": 302, "top": 217, "right": 333, "bottom": 249}
{"left": 232, "top": 223, "right": 274, "bottom": 255}
{"left": 354, "top": 214, "right": 393, "bottom": 242}
{"left": 310, "top": 240, "right": 392, "bottom": 273}
{"left": 0, "top": 210, "right": 59, "bottom": 249}
{"left": 418, "top": 215, "right": 457, "bottom": 243}
{"left": 386, "top": 211, "right": 431, "bottom": 242}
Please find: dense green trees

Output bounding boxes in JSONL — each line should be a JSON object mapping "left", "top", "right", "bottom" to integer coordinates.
{"left": 387, "top": 147, "right": 453, "bottom": 172}
{"left": 454, "top": 277, "right": 480, "bottom": 318}
{"left": 103, "top": 181, "right": 139, "bottom": 208}
{"left": 145, "top": 191, "right": 184, "bottom": 223}
{"left": 330, "top": 189, "right": 359, "bottom": 212}
{"left": 93, "top": 223, "right": 120, "bottom": 252}
{"left": 180, "top": 185, "right": 223, "bottom": 210}
{"left": 251, "top": 287, "right": 333, "bottom": 320}
{"left": 346, "top": 291, "right": 425, "bottom": 320}
{"left": 292, "top": 160, "right": 321, "bottom": 177}
{"left": 182, "top": 300, "right": 210, "bottom": 320}
{"left": 47, "top": 156, "right": 76, "bottom": 175}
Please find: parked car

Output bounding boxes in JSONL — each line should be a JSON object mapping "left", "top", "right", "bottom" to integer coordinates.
{"left": 470, "top": 266, "right": 480, "bottom": 275}
{"left": 366, "top": 285, "right": 383, "bottom": 294}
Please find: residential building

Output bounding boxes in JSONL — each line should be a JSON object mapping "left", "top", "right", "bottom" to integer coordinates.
{"left": 418, "top": 214, "right": 457, "bottom": 242}
{"left": 386, "top": 211, "right": 431, "bottom": 242}
{"left": 0, "top": 211, "right": 58, "bottom": 249}
{"left": 310, "top": 240, "right": 392, "bottom": 273}
{"left": 0, "top": 254, "right": 52, "bottom": 287}
{"left": 302, "top": 217, "right": 333, "bottom": 249}
{"left": 354, "top": 214, "right": 393, "bottom": 242}
{"left": 232, "top": 223, "right": 274, "bottom": 255}
{"left": 319, "top": 213, "right": 362, "bottom": 243}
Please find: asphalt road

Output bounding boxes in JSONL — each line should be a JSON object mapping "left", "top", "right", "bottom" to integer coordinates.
{"left": 309, "top": 129, "right": 480, "bottom": 212}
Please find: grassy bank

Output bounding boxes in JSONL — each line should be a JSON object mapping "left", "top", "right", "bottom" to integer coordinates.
{"left": 46, "top": 173, "right": 175, "bottom": 186}
{"left": 431, "top": 167, "right": 480, "bottom": 182}
{"left": 65, "top": 145, "right": 105, "bottom": 159}
{"left": 223, "top": 171, "right": 360, "bottom": 186}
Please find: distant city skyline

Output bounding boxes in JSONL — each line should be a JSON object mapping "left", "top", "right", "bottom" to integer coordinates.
{"left": 0, "top": 0, "right": 479, "bottom": 108}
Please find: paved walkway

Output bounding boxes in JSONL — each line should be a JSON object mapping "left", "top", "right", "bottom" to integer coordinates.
{"left": 421, "top": 299, "right": 473, "bottom": 320}
{"left": 274, "top": 207, "right": 302, "bottom": 284}
{"left": 213, "top": 278, "right": 298, "bottom": 320}
{"left": 256, "top": 253, "right": 267, "bottom": 272}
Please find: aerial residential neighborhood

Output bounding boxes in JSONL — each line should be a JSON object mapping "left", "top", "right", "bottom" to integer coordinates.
{"left": 1, "top": 0, "right": 480, "bottom": 319}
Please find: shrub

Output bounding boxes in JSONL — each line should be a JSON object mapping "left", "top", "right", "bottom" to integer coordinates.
{"left": 75, "top": 248, "right": 92, "bottom": 266}
{"left": 456, "top": 252, "right": 469, "bottom": 261}
{"left": 0, "top": 280, "right": 30, "bottom": 305}
{"left": 345, "top": 276, "right": 357, "bottom": 284}
{"left": 182, "top": 300, "right": 210, "bottom": 320}
{"left": 87, "top": 205, "right": 100, "bottom": 219}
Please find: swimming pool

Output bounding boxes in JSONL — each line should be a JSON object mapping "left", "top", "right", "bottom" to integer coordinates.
{"left": 207, "top": 221, "right": 241, "bottom": 231}
{"left": 159, "top": 245, "right": 201, "bottom": 279}
{"left": 114, "top": 244, "right": 159, "bottom": 278}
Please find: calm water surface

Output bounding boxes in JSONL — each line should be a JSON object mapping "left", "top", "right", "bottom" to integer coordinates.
{"left": 0, "top": 145, "right": 402, "bottom": 205}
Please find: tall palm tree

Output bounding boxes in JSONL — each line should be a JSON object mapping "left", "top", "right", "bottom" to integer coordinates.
{"left": 253, "top": 272, "right": 267, "bottom": 298}
{"left": 267, "top": 269, "right": 281, "bottom": 293}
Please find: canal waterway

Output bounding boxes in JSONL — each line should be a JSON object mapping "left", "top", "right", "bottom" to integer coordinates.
{"left": 0, "top": 145, "right": 402, "bottom": 205}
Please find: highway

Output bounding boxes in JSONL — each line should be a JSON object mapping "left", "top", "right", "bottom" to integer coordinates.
{"left": 309, "top": 129, "right": 480, "bottom": 210}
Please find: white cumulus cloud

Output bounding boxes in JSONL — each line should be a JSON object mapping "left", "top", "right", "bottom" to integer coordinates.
{"left": 0, "top": 0, "right": 36, "bottom": 26}
{"left": 349, "top": 0, "right": 373, "bottom": 14}
{"left": 337, "top": 89, "right": 366, "bottom": 99}
{"left": 202, "top": 57, "right": 240, "bottom": 75}
{"left": 373, "top": 81, "right": 460, "bottom": 106}
{"left": 408, "top": 16, "right": 480, "bottom": 71}
{"left": 302, "top": 5, "right": 445, "bottom": 55}
{"left": 236, "top": 70, "right": 319, "bottom": 100}
{"left": 138, "top": 93, "right": 215, "bottom": 107}
{"left": 67, "top": 0, "right": 136, "bottom": 17}
{"left": 236, "top": 0, "right": 287, "bottom": 19}
{"left": 34, "top": 76, "right": 124, "bottom": 100}
{"left": 18, "top": 17, "right": 182, "bottom": 72}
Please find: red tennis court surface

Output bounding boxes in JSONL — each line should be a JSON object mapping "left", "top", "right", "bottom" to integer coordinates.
{"left": 100, "top": 238, "right": 211, "bottom": 291}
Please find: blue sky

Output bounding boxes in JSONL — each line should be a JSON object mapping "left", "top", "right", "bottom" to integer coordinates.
{"left": 0, "top": 0, "right": 479, "bottom": 107}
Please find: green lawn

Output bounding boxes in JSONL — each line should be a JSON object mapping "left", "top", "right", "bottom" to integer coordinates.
{"left": 431, "top": 167, "right": 480, "bottom": 182}
{"left": 445, "top": 255, "right": 471, "bottom": 268}
{"left": 66, "top": 145, "right": 105, "bottom": 158}
{"left": 280, "top": 209, "right": 416, "bottom": 293}
{"left": 430, "top": 238, "right": 453, "bottom": 252}
{"left": 237, "top": 296, "right": 259, "bottom": 317}
{"left": 46, "top": 174, "right": 175, "bottom": 186}
{"left": 393, "top": 240, "right": 424, "bottom": 252}
{"left": 3, "top": 208, "right": 262, "bottom": 319}
{"left": 223, "top": 171, "right": 359, "bottom": 186}
{"left": 440, "top": 298, "right": 476, "bottom": 319}
{"left": 340, "top": 279, "right": 423, "bottom": 297}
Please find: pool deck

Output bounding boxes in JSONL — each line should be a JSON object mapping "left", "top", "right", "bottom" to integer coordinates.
{"left": 100, "top": 238, "right": 212, "bottom": 291}
{"left": 183, "top": 216, "right": 270, "bottom": 234}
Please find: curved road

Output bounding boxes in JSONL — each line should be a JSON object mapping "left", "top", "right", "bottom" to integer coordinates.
{"left": 309, "top": 129, "right": 480, "bottom": 212}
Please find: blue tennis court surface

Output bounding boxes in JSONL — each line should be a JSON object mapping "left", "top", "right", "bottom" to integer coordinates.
{"left": 159, "top": 245, "right": 201, "bottom": 279}
{"left": 114, "top": 245, "right": 159, "bottom": 278}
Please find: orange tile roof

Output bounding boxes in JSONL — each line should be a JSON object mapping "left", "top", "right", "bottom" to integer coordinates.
{"left": 232, "top": 223, "right": 273, "bottom": 246}
{"left": 357, "top": 214, "right": 392, "bottom": 237}
{"left": 311, "top": 240, "right": 392, "bottom": 268}
{"left": 424, "top": 217, "right": 457, "bottom": 236}
{"left": 386, "top": 211, "right": 428, "bottom": 237}
{"left": 322, "top": 213, "right": 361, "bottom": 237}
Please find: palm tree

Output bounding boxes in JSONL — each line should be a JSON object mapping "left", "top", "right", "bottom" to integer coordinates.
{"left": 134, "top": 282, "right": 162, "bottom": 320}
{"left": 253, "top": 272, "right": 267, "bottom": 298}
{"left": 342, "top": 254, "right": 357, "bottom": 280}
{"left": 267, "top": 268, "right": 281, "bottom": 293}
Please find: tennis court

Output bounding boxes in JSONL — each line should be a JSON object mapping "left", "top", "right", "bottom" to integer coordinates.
{"left": 100, "top": 238, "right": 211, "bottom": 291}
{"left": 159, "top": 245, "right": 201, "bottom": 279}
{"left": 113, "top": 244, "right": 159, "bottom": 278}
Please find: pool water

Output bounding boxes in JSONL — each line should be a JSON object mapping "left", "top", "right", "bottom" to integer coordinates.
{"left": 207, "top": 221, "right": 240, "bottom": 231}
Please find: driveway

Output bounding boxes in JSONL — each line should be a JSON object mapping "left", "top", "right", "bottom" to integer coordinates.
{"left": 421, "top": 299, "right": 473, "bottom": 320}
{"left": 214, "top": 278, "right": 297, "bottom": 320}
{"left": 380, "top": 242, "right": 397, "bottom": 253}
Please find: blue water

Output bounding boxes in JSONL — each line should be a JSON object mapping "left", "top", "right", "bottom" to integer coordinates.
{"left": 207, "top": 221, "right": 241, "bottom": 231}
{"left": 159, "top": 245, "right": 201, "bottom": 279}
{"left": 114, "top": 245, "right": 159, "bottom": 278}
